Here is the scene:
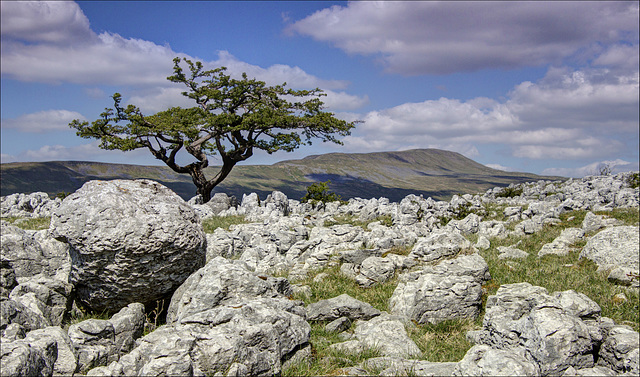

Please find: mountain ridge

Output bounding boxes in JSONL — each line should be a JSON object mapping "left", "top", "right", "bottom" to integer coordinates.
{"left": 1, "top": 149, "right": 563, "bottom": 202}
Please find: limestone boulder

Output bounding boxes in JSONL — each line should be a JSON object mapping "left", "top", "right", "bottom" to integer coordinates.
{"left": 306, "top": 293, "right": 381, "bottom": 322}
{"left": 579, "top": 226, "right": 639, "bottom": 287}
{"left": 408, "top": 230, "right": 472, "bottom": 263}
{"left": 166, "top": 256, "right": 297, "bottom": 324}
{"left": 50, "top": 179, "right": 207, "bottom": 312}
{"left": 330, "top": 313, "right": 421, "bottom": 359}
{"left": 389, "top": 253, "right": 488, "bottom": 324}
{"left": 89, "top": 298, "right": 310, "bottom": 376}
{"left": 469, "top": 283, "right": 597, "bottom": 376}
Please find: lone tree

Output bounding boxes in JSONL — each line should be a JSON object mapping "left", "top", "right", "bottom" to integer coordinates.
{"left": 70, "top": 57, "right": 356, "bottom": 202}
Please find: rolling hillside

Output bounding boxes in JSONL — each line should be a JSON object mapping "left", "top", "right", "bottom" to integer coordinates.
{"left": 0, "top": 149, "right": 562, "bottom": 202}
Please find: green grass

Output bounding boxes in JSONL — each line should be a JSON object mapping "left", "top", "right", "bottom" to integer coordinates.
{"left": 406, "top": 319, "right": 478, "bottom": 363}
{"left": 324, "top": 214, "right": 394, "bottom": 229}
{"left": 290, "top": 264, "right": 400, "bottom": 312}
{"left": 202, "top": 215, "right": 248, "bottom": 233}
{"left": 477, "top": 208, "right": 639, "bottom": 332}
{"left": 283, "top": 206, "right": 639, "bottom": 375}
{"left": 1, "top": 216, "right": 51, "bottom": 230}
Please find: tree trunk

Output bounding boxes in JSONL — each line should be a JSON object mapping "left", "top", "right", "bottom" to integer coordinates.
{"left": 189, "top": 159, "right": 237, "bottom": 203}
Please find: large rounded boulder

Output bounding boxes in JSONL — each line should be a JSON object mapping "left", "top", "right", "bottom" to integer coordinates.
{"left": 50, "top": 180, "right": 206, "bottom": 312}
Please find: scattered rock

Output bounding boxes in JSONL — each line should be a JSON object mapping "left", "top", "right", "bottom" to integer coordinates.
{"left": 579, "top": 226, "right": 639, "bottom": 287}
{"left": 306, "top": 294, "right": 381, "bottom": 322}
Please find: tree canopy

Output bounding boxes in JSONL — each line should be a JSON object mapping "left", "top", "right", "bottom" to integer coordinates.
{"left": 70, "top": 57, "right": 356, "bottom": 202}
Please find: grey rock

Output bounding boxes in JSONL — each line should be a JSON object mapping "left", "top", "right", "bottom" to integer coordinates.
{"left": 206, "top": 193, "right": 238, "bottom": 215}
{"left": 607, "top": 266, "right": 639, "bottom": 287}
{"left": 97, "top": 298, "right": 309, "bottom": 376}
{"left": 2, "top": 323, "right": 26, "bottom": 341}
{"left": 497, "top": 246, "right": 529, "bottom": 260}
{"left": 562, "top": 365, "right": 617, "bottom": 376}
{"left": 1, "top": 192, "right": 60, "bottom": 218}
{"left": 362, "top": 357, "right": 457, "bottom": 376}
{"left": 408, "top": 230, "right": 472, "bottom": 263}
{"left": 579, "top": 226, "right": 639, "bottom": 286}
{"left": 448, "top": 213, "right": 482, "bottom": 235}
{"left": 539, "top": 228, "right": 585, "bottom": 257}
{"left": 1, "top": 297, "right": 49, "bottom": 332}
{"left": 597, "top": 325, "right": 639, "bottom": 374}
{"left": 350, "top": 313, "right": 421, "bottom": 358}
{"left": 453, "top": 344, "right": 539, "bottom": 376}
{"left": 473, "top": 283, "right": 595, "bottom": 375}
{"left": 109, "top": 302, "right": 145, "bottom": 357}
{"left": 476, "top": 235, "right": 491, "bottom": 250}
{"left": 478, "top": 220, "right": 509, "bottom": 239}
{"left": 1, "top": 223, "right": 67, "bottom": 282}
{"left": 0, "top": 336, "right": 57, "bottom": 377}
{"left": 354, "top": 256, "right": 397, "bottom": 287}
{"left": 306, "top": 293, "right": 381, "bottom": 322}
{"left": 582, "top": 212, "right": 623, "bottom": 233}
{"left": 68, "top": 319, "right": 117, "bottom": 374}
{"left": 50, "top": 179, "right": 207, "bottom": 312}
{"left": 389, "top": 254, "right": 487, "bottom": 324}
{"left": 24, "top": 326, "right": 77, "bottom": 376}
{"left": 325, "top": 317, "right": 352, "bottom": 333}
{"left": 9, "top": 278, "right": 72, "bottom": 326}
{"left": 1, "top": 260, "right": 18, "bottom": 298}
{"left": 167, "top": 256, "right": 290, "bottom": 324}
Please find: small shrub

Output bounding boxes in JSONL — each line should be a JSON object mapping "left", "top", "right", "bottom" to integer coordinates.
{"left": 301, "top": 181, "right": 341, "bottom": 206}
{"left": 495, "top": 186, "right": 523, "bottom": 198}
{"left": 54, "top": 192, "right": 72, "bottom": 200}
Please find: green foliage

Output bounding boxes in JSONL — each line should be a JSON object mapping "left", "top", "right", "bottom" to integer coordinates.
{"left": 53, "top": 192, "right": 71, "bottom": 200}
{"left": 626, "top": 172, "right": 640, "bottom": 189}
{"left": 495, "top": 185, "right": 523, "bottom": 198}
{"left": 202, "top": 215, "right": 248, "bottom": 233}
{"left": 301, "top": 180, "right": 342, "bottom": 205}
{"left": 70, "top": 57, "right": 357, "bottom": 202}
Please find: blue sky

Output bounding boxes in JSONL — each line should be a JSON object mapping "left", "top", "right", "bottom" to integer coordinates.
{"left": 1, "top": 1, "right": 638, "bottom": 177}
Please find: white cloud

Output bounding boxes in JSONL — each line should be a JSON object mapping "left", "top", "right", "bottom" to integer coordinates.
{"left": 1, "top": 153, "right": 18, "bottom": 164}
{"left": 542, "top": 159, "right": 639, "bottom": 178}
{"left": 2, "top": 110, "right": 86, "bottom": 133}
{"left": 288, "top": 2, "right": 639, "bottom": 75}
{"left": 342, "top": 64, "right": 638, "bottom": 163}
{"left": 0, "top": 3, "right": 364, "bottom": 112}
{"left": 16, "top": 141, "right": 158, "bottom": 164}
{"left": 213, "top": 50, "right": 349, "bottom": 90}
{"left": 485, "top": 164, "right": 518, "bottom": 172}
{"left": 0, "top": 1, "right": 94, "bottom": 44}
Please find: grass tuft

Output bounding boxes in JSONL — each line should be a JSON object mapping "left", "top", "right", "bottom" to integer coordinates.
{"left": 202, "top": 215, "right": 248, "bottom": 233}
{"left": 1, "top": 216, "right": 51, "bottom": 230}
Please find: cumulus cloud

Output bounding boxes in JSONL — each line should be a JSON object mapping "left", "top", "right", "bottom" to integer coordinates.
{"left": 1, "top": 153, "right": 18, "bottom": 164}
{"left": 288, "top": 1, "right": 639, "bottom": 75}
{"left": 0, "top": 1, "right": 94, "bottom": 44}
{"left": 0, "top": 2, "right": 365, "bottom": 112}
{"left": 343, "top": 64, "right": 639, "bottom": 162}
{"left": 16, "top": 141, "right": 156, "bottom": 164}
{"left": 2, "top": 110, "right": 86, "bottom": 133}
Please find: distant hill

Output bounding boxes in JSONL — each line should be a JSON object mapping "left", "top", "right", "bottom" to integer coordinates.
{"left": 0, "top": 149, "right": 563, "bottom": 202}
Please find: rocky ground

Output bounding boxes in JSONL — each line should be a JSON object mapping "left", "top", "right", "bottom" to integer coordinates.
{"left": 1, "top": 172, "right": 638, "bottom": 376}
